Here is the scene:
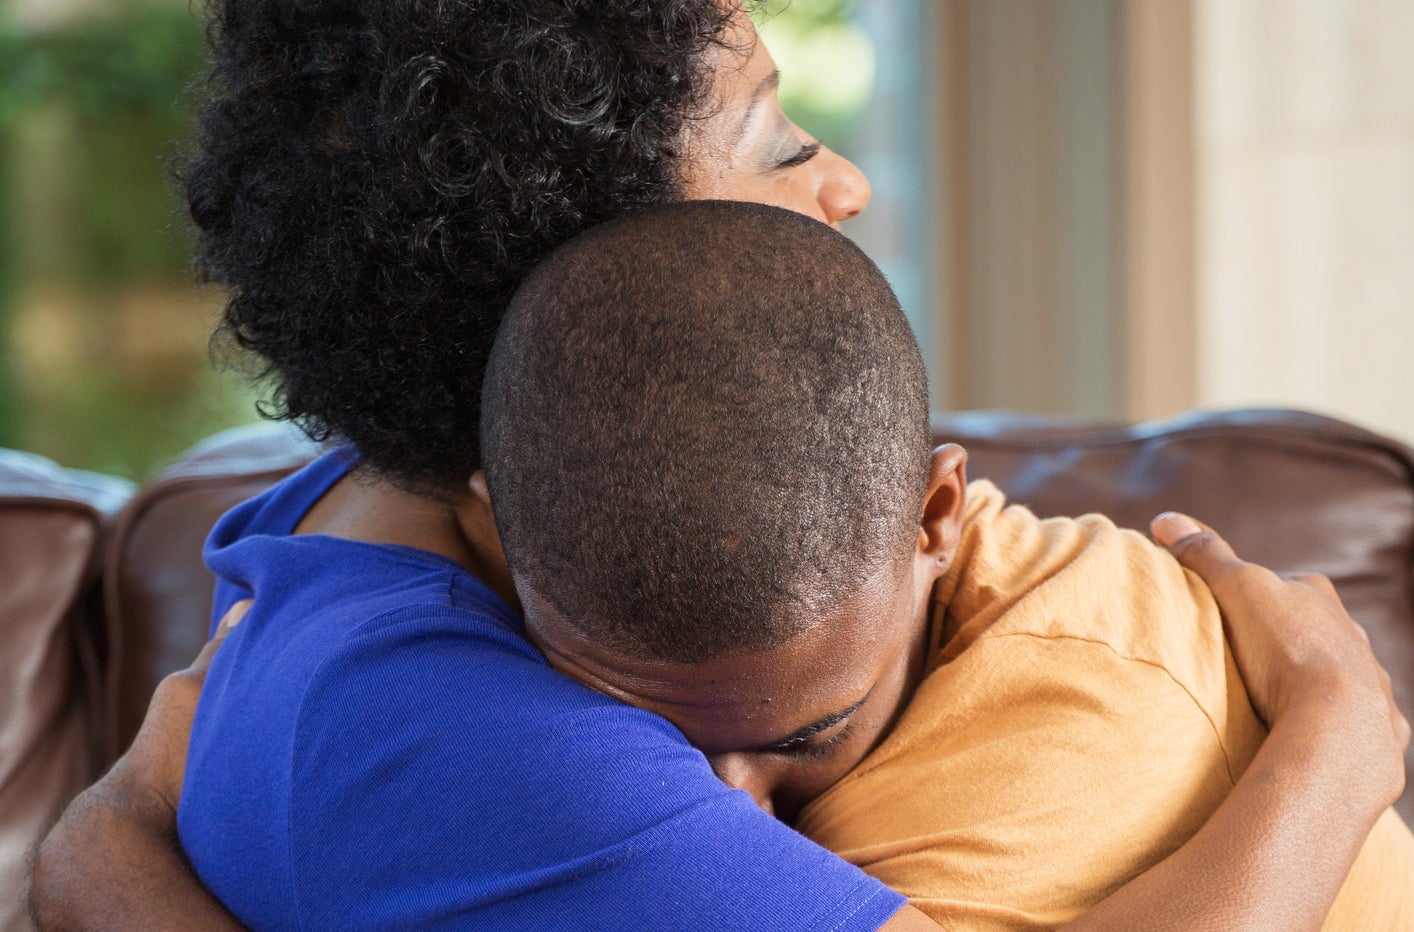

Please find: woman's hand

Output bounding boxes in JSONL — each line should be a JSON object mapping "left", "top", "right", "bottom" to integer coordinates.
{"left": 1152, "top": 512, "right": 1410, "bottom": 808}
{"left": 28, "top": 601, "right": 250, "bottom": 931}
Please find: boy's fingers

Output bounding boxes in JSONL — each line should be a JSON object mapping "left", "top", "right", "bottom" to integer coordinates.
{"left": 111, "top": 599, "right": 254, "bottom": 813}
{"left": 181, "top": 599, "right": 251, "bottom": 681}
{"left": 1150, "top": 512, "right": 1245, "bottom": 584}
{"left": 215, "top": 599, "right": 251, "bottom": 639}
{"left": 1381, "top": 666, "right": 1411, "bottom": 751}
{"left": 1295, "top": 573, "right": 1341, "bottom": 601}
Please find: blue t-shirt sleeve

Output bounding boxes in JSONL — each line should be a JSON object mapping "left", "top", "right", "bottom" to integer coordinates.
{"left": 286, "top": 614, "right": 905, "bottom": 931}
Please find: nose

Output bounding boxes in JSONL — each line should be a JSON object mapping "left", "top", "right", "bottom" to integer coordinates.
{"left": 818, "top": 146, "right": 872, "bottom": 226}
{"left": 708, "top": 753, "right": 775, "bottom": 816}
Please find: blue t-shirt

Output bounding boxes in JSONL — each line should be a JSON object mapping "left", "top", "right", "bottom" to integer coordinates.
{"left": 178, "top": 451, "right": 905, "bottom": 930}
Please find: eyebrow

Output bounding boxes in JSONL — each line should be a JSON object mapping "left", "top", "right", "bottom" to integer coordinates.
{"left": 756, "top": 686, "right": 874, "bottom": 753}
{"left": 730, "top": 67, "right": 782, "bottom": 150}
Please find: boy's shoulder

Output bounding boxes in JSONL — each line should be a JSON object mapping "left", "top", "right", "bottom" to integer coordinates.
{"left": 935, "top": 479, "right": 1225, "bottom": 680}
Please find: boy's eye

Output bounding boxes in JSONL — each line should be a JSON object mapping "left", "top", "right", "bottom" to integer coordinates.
{"left": 779, "top": 718, "right": 855, "bottom": 761}
{"left": 777, "top": 140, "right": 821, "bottom": 170}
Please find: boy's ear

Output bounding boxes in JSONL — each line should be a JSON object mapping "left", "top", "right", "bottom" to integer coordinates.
{"left": 917, "top": 444, "right": 968, "bottom": 575}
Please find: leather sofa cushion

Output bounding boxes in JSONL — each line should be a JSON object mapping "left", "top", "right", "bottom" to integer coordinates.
{"left": 0, "top": 451, "right": 130, "bottom": 929}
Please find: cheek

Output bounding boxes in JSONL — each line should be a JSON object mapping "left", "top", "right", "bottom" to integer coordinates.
{"left": 786, "top": 756, "right": 852, "bottom": 794}
{"left": 767, "top": 739, "right": 880, "bottom": 823}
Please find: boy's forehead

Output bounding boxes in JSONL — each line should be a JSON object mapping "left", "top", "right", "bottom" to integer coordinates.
{"left": 518, "top": 571, "right": 914, "bottom": 742}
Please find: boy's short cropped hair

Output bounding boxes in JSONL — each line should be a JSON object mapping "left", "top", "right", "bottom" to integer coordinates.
{"left": 481, "top": 200, "right": 931, "bottom": 662}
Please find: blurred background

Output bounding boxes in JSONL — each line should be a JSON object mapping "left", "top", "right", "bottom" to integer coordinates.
{"left": 1, "top": 0, "right": 252, "bottom": 479}
{"left": 2, "top": 0, "right": 1412, "bottom": 480}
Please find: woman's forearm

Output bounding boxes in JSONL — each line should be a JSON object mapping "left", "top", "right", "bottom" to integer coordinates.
{"left": 1064, "top": 513, "right": 1410, "bottom": 932}
{"left": 1062, "top": 694, "right": 1395, "bottom": 932}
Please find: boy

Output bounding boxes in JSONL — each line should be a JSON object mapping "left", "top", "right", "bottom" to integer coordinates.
{"left": 478, "top": 199, "right": 1414, "bottom": 929}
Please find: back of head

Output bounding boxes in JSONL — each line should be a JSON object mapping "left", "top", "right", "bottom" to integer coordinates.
{"left": 482, "top": 201, "right": 931, "bottom": 662}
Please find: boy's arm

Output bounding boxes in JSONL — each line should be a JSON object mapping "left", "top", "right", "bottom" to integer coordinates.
{"left": 28, "top": 608, "right": 247, "bottom": 932}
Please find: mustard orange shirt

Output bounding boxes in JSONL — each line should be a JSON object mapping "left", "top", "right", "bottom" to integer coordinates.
{"left": 796, "top": 480, "right": 1414, "bottom": 930}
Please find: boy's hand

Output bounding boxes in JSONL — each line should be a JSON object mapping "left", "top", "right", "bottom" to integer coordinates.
{"left": 28, "top": 601, "right": 250, "bottom": 930}
{"left": 130, "top": 599, "right": 249, "bottom": 811}
{"left": 1151, "top": 513, "right": 1409, "bottom": 808}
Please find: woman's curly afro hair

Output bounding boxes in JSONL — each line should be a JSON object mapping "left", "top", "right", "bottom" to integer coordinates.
{"left": 187, "top": 0, "right": 743, "bottom": 493}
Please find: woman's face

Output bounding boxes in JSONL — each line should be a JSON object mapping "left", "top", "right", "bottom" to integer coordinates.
{"left": 682, "top": 11, "right": 872, "bottom": 228}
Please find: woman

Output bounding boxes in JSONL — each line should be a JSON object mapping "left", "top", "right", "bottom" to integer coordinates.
{"left": 30, "top": 2, "right": 1408, "bottom": 929}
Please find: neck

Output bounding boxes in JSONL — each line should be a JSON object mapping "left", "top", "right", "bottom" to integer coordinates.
{"left": 294, "top": 467, "right": 520, "bottom": 613}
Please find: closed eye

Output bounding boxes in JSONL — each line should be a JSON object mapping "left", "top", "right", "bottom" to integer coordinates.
{"left": 777, "top": 141, "right": 821, "bottom": 170}
{"left": 756, "top": 687, "right": 874, "bottom": 758}
{"left": 778, "top": 718, "right": 857, "bottom": 761}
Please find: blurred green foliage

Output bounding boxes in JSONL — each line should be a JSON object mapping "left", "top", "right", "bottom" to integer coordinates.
{"left": 0, "top": 4, "right": 260, "bottom": 478}
{"left": 1, "top": 4, "right": 207, "bottom": 284}
{"left": 0, "top": 127, "right": 14, "bottom": 446}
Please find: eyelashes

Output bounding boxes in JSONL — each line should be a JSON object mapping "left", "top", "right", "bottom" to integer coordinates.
{"left": 777, "top": 140, "right": 821, "bottom": 170}
{"left": 784, "top": 717, "right": 856, "bottom": 761}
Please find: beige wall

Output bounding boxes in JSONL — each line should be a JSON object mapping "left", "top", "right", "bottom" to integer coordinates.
{"left": 1194, "top": 0, "right": 1414, "bottom": 444}
{"left": 934, "top": 0, "right": 1414, "bottom": 445}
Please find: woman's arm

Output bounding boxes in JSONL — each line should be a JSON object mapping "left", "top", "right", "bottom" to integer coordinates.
{"left": 1056, "top": 514, "right": 1409, "bottom": 932}
{"left": 30, "top": 522, "right": 1408, "bottom": 931}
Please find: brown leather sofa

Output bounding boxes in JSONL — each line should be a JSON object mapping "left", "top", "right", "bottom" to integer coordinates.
{"left": 4, "top": 408, "right": 1413, "bottom": 928}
